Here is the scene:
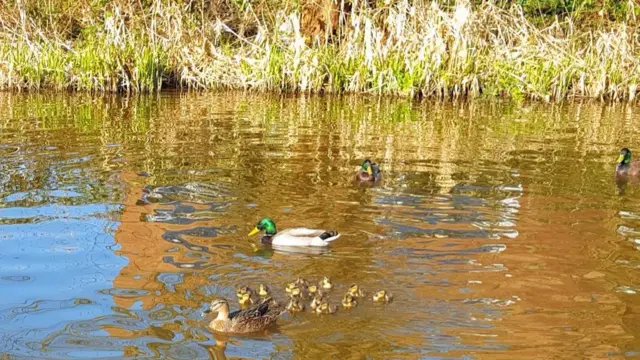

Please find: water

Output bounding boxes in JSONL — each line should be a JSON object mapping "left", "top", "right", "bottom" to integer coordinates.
{"left": 1, "top": 93, "right": 640, "bottom": 359}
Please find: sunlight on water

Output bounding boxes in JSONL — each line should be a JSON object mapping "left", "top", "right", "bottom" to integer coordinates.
{"left": 1, "top": 93, "right": 640, "bottom": 359}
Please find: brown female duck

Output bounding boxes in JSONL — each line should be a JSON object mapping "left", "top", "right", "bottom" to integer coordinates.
{"left": 202, "top": 298, "right": 284, "bottom": 334}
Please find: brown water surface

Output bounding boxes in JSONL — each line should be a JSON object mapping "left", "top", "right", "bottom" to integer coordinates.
{"left": 1, "top": 93, "right": 640, "bottom": 359}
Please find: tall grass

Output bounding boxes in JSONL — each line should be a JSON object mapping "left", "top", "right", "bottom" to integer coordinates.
{"left": 0, "top": 0, "right": 638, "bottom": 101}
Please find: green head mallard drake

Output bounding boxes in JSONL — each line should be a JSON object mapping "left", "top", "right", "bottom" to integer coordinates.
{"left": 202, "top": 298, "right": 284, "bottom": 334}
{"left": 616, "top": 148, "right": 640, "bottom": 177}
{"left": 373, "top": 290, "right": 393, "bottom": 303}
{"left": 348, "top": 284, "right": 365, "bottom": 298}
{"left": 286, "top": 297, "right": 305, "bottom": 312}
{"left": 248, "top": 218, "right": 340, "bottom": 247}
{"left": 342, "top": 293, "right": 357, "bottom": 308}
{"left": 258, "top": 284, "right": 270, "bottom": 297}
{"left": 319, "top": 276, "right": 333, "bottom": 290}
{"left": 356, "top": 159, "right": 381, "bottom": 183}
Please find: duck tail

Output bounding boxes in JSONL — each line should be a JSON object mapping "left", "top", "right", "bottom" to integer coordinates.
{"left": 319, "top": 231, "right": 340, "bottom": 242}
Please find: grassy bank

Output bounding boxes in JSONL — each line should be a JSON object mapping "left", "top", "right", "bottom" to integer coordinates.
{"left": 0, "top": 0, "right": 639, "bottom": 101}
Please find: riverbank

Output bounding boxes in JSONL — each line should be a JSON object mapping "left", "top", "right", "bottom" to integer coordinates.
{"left": 0, "top": 0, "right": 639, "bottom": 101}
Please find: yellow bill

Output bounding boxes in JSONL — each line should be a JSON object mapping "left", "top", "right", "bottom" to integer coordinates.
{"left": 617, "top": 154, "right": 625, "bottom": 163}
{"left": 366, "top": 167, "right": 373, "bottom": 175}
{"left": 248, "top": 227, "right": 260, "bottom": 236}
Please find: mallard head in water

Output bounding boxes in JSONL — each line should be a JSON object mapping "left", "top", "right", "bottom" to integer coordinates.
{"left": 249, "top": 218, "right": 277, "bottom": 237}
{"left": 618, "top": 148, "right": 632, "bottom": 166}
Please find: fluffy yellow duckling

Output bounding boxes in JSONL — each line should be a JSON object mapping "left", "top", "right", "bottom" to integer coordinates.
{"left": 342, "top": 294, "right": 357, "bottom": 308}
{"left": 286, "top": 298, "right": 305, "bottom": 312}
{"left": 285, "top": 282, "right": 297, "bottom": 294}
{"left": 307, "top": 284, "right": 318, "bottom": 296}
{"left": 238, "top": 292, "right": 254, "bottom": 306}
{"left": 315, "top": 300, "right": 337, "bottom": 314}
{"left": 258, "top": 284, "right": 270, "bottom": 297}
{"left": 289, "top": 286, "right": 303, "bottom": 298}
{"left": 373, "top": 290, "right": 393, "bottom": 303}
{"left": 236, "top": 286, "right": 252, "bottom": 299}
{"left": 320, "top": 277, "right": 333, "bottom": 290}
{"left": 348, "top": 284, "right": 365, "bottom": 298}
{"left": 310, "top": 294, "right": 323, "bottom": 311}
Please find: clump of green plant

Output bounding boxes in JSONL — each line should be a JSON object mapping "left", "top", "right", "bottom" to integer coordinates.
{"left": 0, "top": 0, "right": 638, "bottom": 102}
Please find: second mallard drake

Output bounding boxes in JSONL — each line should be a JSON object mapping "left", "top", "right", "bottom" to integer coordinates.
{"left": 616, "top": 147, "right": 640, "bottom": 177}
{"left": 202, "top": 299, "right": 284, "bottom": 334}
{"left": 356, "top": 159, "right": 381, "bottom": 183}
{"left": 248, "top": 218, "right": 340, "bottom": 247}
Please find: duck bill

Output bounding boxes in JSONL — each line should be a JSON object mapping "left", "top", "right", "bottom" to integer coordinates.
{"left": 201, "top": 309, "right": 212, "bottom": 317}
{"left": 366, "top": 167, "right": 373, "bottom": 175}
{"left": 617, "top": 154, "right": 625, "bottom": 164}
{"left": 248, "top": 227, "right": 260, "bottom": 236}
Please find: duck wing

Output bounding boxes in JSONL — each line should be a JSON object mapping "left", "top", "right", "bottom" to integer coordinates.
{"left": 279, "top": 228, "right": 327, "bottom": 237}
{"left": 230, "top": 302, "right": 269, "bottom": 322}
{"left": 273, "top": 228, "right": 340, "bottom": 246}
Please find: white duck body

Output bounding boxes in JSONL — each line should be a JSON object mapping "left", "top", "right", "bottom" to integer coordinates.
{"left": 266, "top": 228, "right": 340, "bottom": 247}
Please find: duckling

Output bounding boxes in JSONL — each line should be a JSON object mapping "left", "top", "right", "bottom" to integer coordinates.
{"left": 286, "top": 297, "right": 305, "bottom": 312}
{"left": 238, "top": 292, "right": 254, "bottom": 306}
{"left": 373, "top": 290, "right": 393, "bottom": 303}
{"left": 342, "top": 294, "right": 357, "bottom": 308}
{"left": 258, "top": 284, "right": 270, "bottom": 297}
{"left": 320, "top": 276, "right": 333, "bottom": 290}
{"left": 315, "top": 300, "right": 337, "bottom": 314}
{"left": 348, "top": 284, "right": 365, "bottom": 298}
{"left": 236, "top": 286, "right": 252, "bottom": 299}
{"left": 307, "top": 284, "right": 319, "bottom": 296}
{"left": 289, "top": 286, "right": 303, "bottom": 298}
{"left": 285, "top": 282, "right": 297, "bottom": 294}
{"left": 295, "top": 277, "right": 308, "bottom": 287}
{"left": 310, "top": 294, "right": 324, "bottom": 311}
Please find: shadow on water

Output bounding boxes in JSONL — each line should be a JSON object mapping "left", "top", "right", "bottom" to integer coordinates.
{"left": 1, "top": 93, "right": 640, "bottom": 358}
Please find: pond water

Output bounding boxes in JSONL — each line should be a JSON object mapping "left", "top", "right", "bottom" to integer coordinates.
{"left": 1, "top": 93, "right": 640, "bottom": 359}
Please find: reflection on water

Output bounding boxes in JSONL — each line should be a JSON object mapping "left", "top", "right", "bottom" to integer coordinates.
{"left": 1, "top": 93, "right": 640, "bottom": 358}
